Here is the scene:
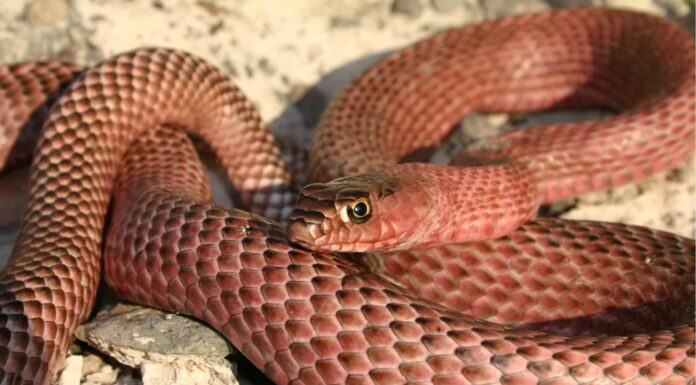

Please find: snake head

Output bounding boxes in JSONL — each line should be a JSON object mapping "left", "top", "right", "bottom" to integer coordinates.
{"left": 287, "top": 170, "right": 436, "bottom": 252}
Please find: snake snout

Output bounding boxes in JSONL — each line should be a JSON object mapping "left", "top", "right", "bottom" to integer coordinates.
{"left": 286, "top": 218, "right": 315, "bottom": 247}
{"left": 287, "top": 185, "right": 338, "bottom": 248}
{"left": 287, "top": 208, "right": 326, "bottom": 248}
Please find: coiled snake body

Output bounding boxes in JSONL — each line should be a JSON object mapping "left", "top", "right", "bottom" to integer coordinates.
{"left": 0, "top": 7, "right": 693, "bottom": 385}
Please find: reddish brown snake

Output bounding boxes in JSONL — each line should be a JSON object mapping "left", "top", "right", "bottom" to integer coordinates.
{"left": 0, "top": 7, "right": 693, "bottom": 385}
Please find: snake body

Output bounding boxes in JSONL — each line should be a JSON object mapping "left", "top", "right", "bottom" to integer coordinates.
{"left": 287, "top": 8, "right": 695, "bottom": 252}
{"left": 0, "top": 7, "right": 693, "bottom": 385}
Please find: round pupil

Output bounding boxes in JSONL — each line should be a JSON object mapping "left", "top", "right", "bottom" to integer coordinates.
{"left": 352, "top": 202, "right": 368, "bottom": 217}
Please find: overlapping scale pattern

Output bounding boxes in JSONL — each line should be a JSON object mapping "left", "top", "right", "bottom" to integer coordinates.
{"left": 362, "top": 220, "right": 695, "bottom": 336}
{"left": 310, "top": 8, "right": 695, "bottom": 203}
{"left": 109, "top": 126, "right": 694, "bottom": 385}
{"left": 0, "top": 48, "right": 293, "bottom": 384}
{"left": 0, "top": 61, "right": 81, "bottom": 170}
{"left": 0, "top": 7, "right": 692, "bottom": 385}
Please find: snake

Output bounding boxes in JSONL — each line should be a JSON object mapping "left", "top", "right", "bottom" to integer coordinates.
{"left": 0, "top": 6, "right": 693, "bottom": 385}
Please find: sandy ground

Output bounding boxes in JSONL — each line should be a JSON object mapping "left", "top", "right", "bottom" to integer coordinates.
{"left": 0, "top": 0, "right": 694, "bottom": 384}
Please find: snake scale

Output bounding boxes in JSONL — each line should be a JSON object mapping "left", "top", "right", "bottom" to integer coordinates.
{"left": 0, "top": 7, "right": 693, "bottom": 385}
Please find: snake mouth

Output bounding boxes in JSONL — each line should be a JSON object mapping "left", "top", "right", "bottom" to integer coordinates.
{"left": 286, "top": 208, "right": 326, "bottom": 248}
{"left": 287, "top": 215, "right": 402, "bottom": 252}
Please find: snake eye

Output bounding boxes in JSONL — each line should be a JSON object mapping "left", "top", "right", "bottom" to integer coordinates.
{"left": 346, "top": 197, "right": 371, "bottom": 223}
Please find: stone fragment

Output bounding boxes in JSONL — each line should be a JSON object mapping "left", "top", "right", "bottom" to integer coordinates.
{"left": 57, "top": 355, "right": 82, "bottom": 385}
{"left": 431, "top": 0, "right": 469, "bottom": 12}
{"left": 480, "top": 0, "right": 548, "bottom": 17}
{"left": 75, "top": 304, "right": 238, "bottom": 385}
{"left": 392, "top": 0, "right": 424, "bottom": 17}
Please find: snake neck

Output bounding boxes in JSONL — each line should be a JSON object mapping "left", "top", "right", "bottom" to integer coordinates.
{"left": 391, "top": 162, "right": 541, "bottom": 249}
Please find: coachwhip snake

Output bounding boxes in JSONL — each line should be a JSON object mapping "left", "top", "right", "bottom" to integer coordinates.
{"left": 0, "top": 7, "right": 694, "bottom": 385}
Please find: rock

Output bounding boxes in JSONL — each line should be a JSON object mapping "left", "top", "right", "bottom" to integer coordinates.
{"left": 480, "top": 0, "right": 548, "bottom": 17}
{"left": 81, "top": 353, "right": 108, "bottom": 379}
{"left": 57, "top": 355, "right": 82, "bottom": 385}
{"left": 430, "top": 0, "right": 469, "bottom": 12}
{"left": 75, "top": 304, "right": 238, "bottom": 385}
{"left": 82, "top": 363, "right": 121, "bottom": 385}
{"left": 23, "top": 0, "right": 70, "bottom": 26}
{"left": 392, "top": 0, "right": 424, "bottom": 17}
{"left": 431, "top": 113, "right": 508, "bottom": 165}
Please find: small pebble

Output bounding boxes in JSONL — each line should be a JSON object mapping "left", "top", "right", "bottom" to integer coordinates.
{"left": 392, "top": 0, "right": 424, "bottom": 17}
{"left": 480, "top": 0, "right": 548, "bottom": 17}
{"left": 57, "top": 355, "right": 83, "bottom": 385}
{"left": 431, "top": 0, "right": 467, "bottom": 12}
